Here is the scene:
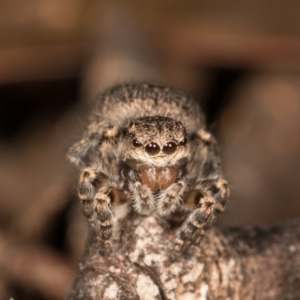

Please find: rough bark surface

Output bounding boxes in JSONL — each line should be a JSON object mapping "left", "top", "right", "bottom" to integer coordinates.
{"left": 67, "top": 211, "right": 300, "bottom": 300}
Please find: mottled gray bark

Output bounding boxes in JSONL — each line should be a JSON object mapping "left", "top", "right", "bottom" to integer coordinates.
{"left": 67, "top": 211, "right": 300, "bottom": 300}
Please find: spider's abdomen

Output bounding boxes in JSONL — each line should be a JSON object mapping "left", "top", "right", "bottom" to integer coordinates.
{"left": 140, "top": 166, "right": 178, "bottom": 193}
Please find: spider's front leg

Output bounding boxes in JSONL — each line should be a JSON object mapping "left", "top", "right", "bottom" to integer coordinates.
{"left": 173, "top": 178, "right": 229, "bottom": 256}
{"left": 78, "top": 167, "right": 124, "bottom": 255}
{"left": 172, "top": 129, "right": 230, "bottom": 257}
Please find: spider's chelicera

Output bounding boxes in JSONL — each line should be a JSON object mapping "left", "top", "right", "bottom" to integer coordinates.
{"left": 67, "top": 83, "right": 229, "bottom": 257}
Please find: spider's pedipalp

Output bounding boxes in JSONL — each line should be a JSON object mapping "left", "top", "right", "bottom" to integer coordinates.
{"left": 129, "top": 181, "right": 155, "bottom": 215}
{"left": 156, "top": 178, "right": 186, "bottom": 216}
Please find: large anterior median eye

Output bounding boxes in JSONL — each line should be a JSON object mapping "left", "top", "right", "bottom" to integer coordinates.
{"left": 162, "top": 142, "right": 177, "bottom": 155}
{"left": 145, "top": 142, "right": 160, "bottom": 155}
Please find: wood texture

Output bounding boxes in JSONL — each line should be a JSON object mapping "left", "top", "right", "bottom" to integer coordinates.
{"left": 67, "top": 213, "right": 300, "bottom": 299}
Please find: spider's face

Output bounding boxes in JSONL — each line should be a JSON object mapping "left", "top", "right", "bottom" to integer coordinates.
{"left": 120, "top": 116, "right": 189, "bottom": 167}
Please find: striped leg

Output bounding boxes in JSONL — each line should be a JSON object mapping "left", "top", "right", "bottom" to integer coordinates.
{"left": 172, "top": 178, "right": 229, "bottom": 258}
{"left": 78, "top": 167, "right": 124, "bottom": 255}
{"left": 94, "top": 192, "right": 114, "bottom": 255}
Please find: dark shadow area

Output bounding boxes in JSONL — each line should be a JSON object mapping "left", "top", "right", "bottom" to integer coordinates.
{"left": 200, "top": 67, "right": 246, "bottom": 127}
{"left": 0, "top": 78, "right": 80, "bottom": 141}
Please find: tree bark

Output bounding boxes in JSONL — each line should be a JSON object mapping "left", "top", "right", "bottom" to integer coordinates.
{"left": 66, "top": 211, "right": 300, "bottom": 300}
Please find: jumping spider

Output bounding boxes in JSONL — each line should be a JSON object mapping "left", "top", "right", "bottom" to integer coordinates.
{"left": 67, "top": 83, "right": 229, "bottom": 257}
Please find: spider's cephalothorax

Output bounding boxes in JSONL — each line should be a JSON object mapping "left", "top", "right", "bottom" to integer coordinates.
{"left": 68, "top": 83, "right": 229, "bottom": 257}
{"left": 119, "top": 116, "right": 190, "bottom": 215}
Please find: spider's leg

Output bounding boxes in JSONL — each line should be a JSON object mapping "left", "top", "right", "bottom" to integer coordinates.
{"left": 67, "top": 121, "right": 118, "bottom": 168}
{"left": 172, "top": 129, "right": 229, "bottom": 257}
{"left": 78, "top": 166, "right": 125, "bottom": 255}
{"left": 156, "top": 178, "right": 187, "bottom": 216}
{"left": 172, "top": 178, "right": 229, "bottom": 256}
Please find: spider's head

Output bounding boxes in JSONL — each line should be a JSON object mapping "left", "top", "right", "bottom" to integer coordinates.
{"left": 120, "top": 116, "right": 189, "bottom": 167}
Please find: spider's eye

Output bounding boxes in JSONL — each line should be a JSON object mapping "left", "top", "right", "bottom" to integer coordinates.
{"left": 162, "top": 142, "right": 177, "bottom": 155}
{"left": 179, "top": 138, "right": 187, "bottom": 146}
{"left": 145, "top": 142, "right": 160, "bottom": 156}
{"left": 133, "top": 139, "right": 142, "bottom": 147}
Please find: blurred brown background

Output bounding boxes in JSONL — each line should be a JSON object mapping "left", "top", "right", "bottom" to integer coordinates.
{"left": 0, "top": 1, "right": 300, "bottom": 299}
